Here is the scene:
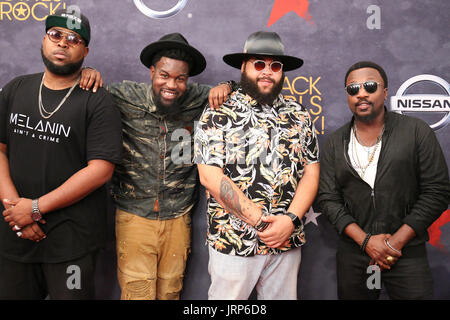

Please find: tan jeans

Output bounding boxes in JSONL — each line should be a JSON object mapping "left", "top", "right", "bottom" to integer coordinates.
{"left": 115, "top": 209, "right": 191, "bottom": 300}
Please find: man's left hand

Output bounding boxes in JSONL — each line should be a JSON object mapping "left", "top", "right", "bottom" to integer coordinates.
{"left": 257, "top": 215, "right": 294, "bottom": 248}
{"left": 366, "top": 234, "right": 401, "bottom": 270}
{"left": 3, "top": 198, "right": 34, "bottom": 229}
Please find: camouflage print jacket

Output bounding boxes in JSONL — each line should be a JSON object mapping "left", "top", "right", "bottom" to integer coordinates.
{"left": 107, "top": 81, "right": 211, "bottom": 220}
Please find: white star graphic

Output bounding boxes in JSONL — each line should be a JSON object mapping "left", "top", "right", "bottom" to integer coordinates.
{"left": 304, "top": 207, "right": 322, "bottom": 226}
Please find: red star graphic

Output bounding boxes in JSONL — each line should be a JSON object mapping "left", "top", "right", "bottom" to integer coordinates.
{"left": 428, "top": 209, "right": 450, "bottom": 252}
{"left": 267, "top": 0, "right": 313, "bottom": 27}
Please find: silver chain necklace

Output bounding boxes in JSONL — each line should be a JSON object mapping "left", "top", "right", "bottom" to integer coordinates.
{"left": 351, "top": 124, "right": 384, "bottom": 179}
{"left": 38, "top": 73, "right": 80, "bottom": 119}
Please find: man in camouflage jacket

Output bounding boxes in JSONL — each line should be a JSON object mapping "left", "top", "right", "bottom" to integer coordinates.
{"left": 84, "top": 33, "right": 232, "bottom": 300}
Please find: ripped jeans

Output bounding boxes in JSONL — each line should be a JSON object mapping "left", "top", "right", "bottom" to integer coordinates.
{"left": 115, "top": 209, "right": 191, "bottom": 300}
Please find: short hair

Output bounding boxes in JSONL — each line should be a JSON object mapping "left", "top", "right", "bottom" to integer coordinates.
{"left": 345, "top": 61, "right": 388, "bottom": 88}
{"left": 151, "top": 48, "right": 193, "bottom": 73}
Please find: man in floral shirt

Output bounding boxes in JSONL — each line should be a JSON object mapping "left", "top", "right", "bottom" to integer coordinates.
{"left": 194, "top": 31, "right": 320, "bottom": 299}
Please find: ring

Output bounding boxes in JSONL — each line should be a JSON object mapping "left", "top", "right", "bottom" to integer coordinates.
{"left": 16, "top": 232, "right": 22, "bottom": 238}
{"left": 13, "top": 225, "right": 21, "bottom": 231}
{"left": 386, "top": 256, "right": 394, "bottom": 263}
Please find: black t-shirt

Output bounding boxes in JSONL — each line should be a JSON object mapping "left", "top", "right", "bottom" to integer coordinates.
{"left": 0, "top": 72, "right": 123, "bottom": 263}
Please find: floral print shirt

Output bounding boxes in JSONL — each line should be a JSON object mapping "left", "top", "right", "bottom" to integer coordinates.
{"left": 194, "top": 87, "right": 319, "bottom": 256}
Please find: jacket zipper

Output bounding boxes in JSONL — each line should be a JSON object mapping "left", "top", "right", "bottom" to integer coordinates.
{"left": 371, "top": 189, "right": 376, "bottom": 210}
{"left": 343, "top": 113, "right": 391, "bottom": 229}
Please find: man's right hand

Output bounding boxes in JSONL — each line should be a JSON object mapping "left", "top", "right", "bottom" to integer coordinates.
{"left": 3, "top": 198, "right": 46, "bottom": 242}
{"left": 17, "top": 222, "right": 46, "bottom": 242}
{"left": 208, "top": 83, "right": 232, "bottom": 110}
{"left": 79, "top": 67, "right": 103, "bottom": 93}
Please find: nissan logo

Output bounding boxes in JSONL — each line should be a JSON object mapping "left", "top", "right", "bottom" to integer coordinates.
{"left": 390, "top": 74, "right": 450, "bottom": 130}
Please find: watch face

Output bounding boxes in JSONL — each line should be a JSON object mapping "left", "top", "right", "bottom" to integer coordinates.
{"left": 31, "top": 211, "right": 42, "bottom": 222}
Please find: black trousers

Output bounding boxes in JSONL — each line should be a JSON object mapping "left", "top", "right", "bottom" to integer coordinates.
{"left": 0, "top": 251, "right": 98, "bottom": 300}
{"left": 336, "top": 249, "right": 433, "bottom": 300}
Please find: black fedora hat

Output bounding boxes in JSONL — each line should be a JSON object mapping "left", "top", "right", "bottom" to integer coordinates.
{"left": 140, "top": 33, "right": 206, "bottom": 76}
{"left": 223, "top": 31, "right": 303, "bottom": 72}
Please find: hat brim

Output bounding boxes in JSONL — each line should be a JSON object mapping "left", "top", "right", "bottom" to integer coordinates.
{"left": 223, "top": 53, "right": 303, "bottom": 72}
{"left": 140, "top": 40, "right": 206, "bottom": 77}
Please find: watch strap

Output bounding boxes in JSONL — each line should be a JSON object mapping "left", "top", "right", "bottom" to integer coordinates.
{"left": 31, "top": 199, "right": 42, "bottom": 222}
{"left": 286, "top": 212, "right": 301, "bottom": 228}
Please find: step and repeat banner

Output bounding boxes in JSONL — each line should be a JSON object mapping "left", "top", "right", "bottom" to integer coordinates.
{"left": 1, "top": 0, "right": 449, "bottom": 299}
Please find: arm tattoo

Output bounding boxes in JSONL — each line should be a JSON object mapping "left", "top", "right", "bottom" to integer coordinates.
{"left": 220, "top": 177, "right": 246, "bottom": 220}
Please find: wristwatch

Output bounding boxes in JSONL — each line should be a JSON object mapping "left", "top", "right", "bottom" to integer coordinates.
{"left": 286, "top": 212, "right": 301, "bottom": 228}
{"left": 31, "top": 199, "right": 42, "bottom": 222}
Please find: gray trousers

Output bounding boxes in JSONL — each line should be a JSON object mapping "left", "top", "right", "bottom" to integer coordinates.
{"left": 208, "top": 245, "right": 302, "bottom": 300}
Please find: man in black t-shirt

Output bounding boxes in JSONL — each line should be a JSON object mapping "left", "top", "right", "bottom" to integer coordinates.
{"left": 0, "top": 9, "right": 122, "bottom": 299}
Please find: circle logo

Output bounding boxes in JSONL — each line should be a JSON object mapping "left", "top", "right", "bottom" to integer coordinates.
{"left": 390, "top": 74, "right": 450, "bottom": 130}
{"left": 133, "top": 0, "right": 188, "bottom": 19}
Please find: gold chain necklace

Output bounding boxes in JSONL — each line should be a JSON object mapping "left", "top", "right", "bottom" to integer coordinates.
{"left": 351, "top": 124, "right": 384, "bottom": 179}
{"left": 38, "top": 73, "right": 80, "bottom": 119}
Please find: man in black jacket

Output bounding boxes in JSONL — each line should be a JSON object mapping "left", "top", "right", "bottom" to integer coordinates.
{"left": 317, "top": 61, "right": 450, "bottom": 299}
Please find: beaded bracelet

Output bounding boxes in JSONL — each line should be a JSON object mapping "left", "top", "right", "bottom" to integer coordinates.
{"left": 254, "top": 214, "right": 269, "bottom": 232}
{"left": 360, "top": 232, "right": 372, "bottom": 253}
{"left": 255, "top": 220, "right": 269, "bottom": 232}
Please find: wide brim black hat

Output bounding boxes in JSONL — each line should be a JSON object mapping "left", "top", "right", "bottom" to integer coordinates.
{"left": 140, "top": 33, "right": 206, "bottom": 76}
{"left": 223, "top": 31, "right": 303, "bottom": 72}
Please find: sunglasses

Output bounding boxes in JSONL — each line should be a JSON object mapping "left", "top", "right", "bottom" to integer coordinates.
{"left": 252, "top": 60, "right": 283, "bottom": 73}
{"left": 46, "top": 29, "right": 84, "bottom": 47}
{"left": 345, "top": 81, "right": 381, "bottom": 96}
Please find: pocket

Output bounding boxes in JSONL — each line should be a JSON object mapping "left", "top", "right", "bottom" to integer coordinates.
{"left": 182, "top": 213, "right": 192, "bottom": 227}
{"left": 116, "top": 209, "right": 136, "bottom": 225}
{"left": 120, "top": 105, "right": 146, "bottom": 120}
{"left": 120, "top": 106, "right": 148, "bottom": 134}
{"left": 180, "top": 214, "right": 192, "bottom": 249}
{"left": 403, "top": 203, "right": 412, "bottom": 218}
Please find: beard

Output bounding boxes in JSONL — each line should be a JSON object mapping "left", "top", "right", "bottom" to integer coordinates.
{"left": 41, "top": 47, "right": 84, "bottom": 76}
{"left": 152, "top": 89, "right": 184, "bottom": 117}
{"left": 240, "top": 71, "right": 285, "bottom": 105}
{"left": 353, "top": 101, "right": 382, "bottom": 123}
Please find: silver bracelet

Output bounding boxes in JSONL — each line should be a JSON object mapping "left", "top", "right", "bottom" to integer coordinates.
{"left": 385, "top": 238, "right": 402, "bottom": 254}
